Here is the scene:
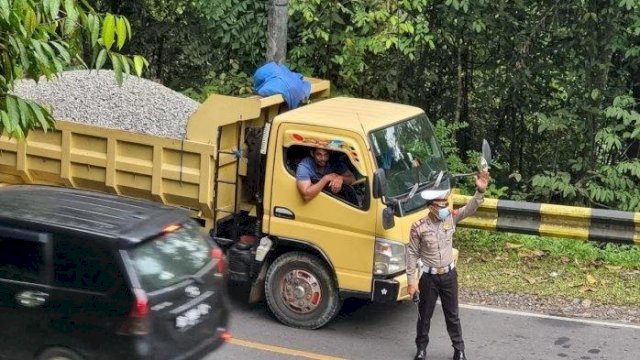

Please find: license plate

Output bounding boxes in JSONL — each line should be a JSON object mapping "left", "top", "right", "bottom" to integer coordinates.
{"left": 175, "top": 303, "right": 211, "bottom": 331}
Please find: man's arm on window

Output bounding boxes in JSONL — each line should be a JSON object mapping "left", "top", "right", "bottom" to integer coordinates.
{"left": 297, "top": 176, "right": 334, "bottom": 202}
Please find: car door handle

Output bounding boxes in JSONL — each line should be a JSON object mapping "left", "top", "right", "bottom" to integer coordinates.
{"left": 16, "top": 290, "right": 49, "bottom": 308}
{"left": 274, "top": 206, "right": 295, "bottom": 220}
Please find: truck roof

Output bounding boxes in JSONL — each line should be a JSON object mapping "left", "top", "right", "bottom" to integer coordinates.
{"left": 0, "top": 185, "right": 189, "bottom": 245}
{"left": 274, "top": 97, "right": 424, "bottom": 133}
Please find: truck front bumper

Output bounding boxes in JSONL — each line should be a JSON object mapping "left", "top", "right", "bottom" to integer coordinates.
{"left": 371, "top": 272, "right": 410, "bottom": 303}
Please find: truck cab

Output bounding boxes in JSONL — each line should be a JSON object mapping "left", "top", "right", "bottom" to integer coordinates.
{"left": 215, "top": 96, "right": 449, "bottom": 329}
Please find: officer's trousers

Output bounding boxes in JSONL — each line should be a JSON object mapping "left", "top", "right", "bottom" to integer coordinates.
{"left": 415, "top": 268, "right": 464, "bottom": 351}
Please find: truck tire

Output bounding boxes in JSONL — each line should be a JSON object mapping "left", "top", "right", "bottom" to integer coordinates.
{"left": 37, "top": 347, "right": 84, "bottom": 360}
{"left": 265, "top": 252, "right": 340, "bottom": 329}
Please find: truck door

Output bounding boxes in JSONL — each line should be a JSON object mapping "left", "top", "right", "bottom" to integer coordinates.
{"left": 265, "top": 124, "right": 376, "bottom": 294}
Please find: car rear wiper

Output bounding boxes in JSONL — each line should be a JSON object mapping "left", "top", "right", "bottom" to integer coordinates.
{"left": 178, "top": 273, "right": 204, "bottom": 285}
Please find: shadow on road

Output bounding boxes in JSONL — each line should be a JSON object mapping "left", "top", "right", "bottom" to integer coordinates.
{"left": 225, "top": 281, "right": 280, "bottom": 323}
{"left": 331, "top": 298, "right": 413, "bottom": 328}
{"left": 226, "top": 281, "right": 253, "bottom": 309}
{"left": 225, "top": 281, "right": 414, "bottom": 330}
{"left": 335, "top": 298, "right": 371, "bottom": 318}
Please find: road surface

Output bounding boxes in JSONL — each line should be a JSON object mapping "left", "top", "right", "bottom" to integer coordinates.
{"left": 207, "top": 285, "right": 639, "bottom": 360}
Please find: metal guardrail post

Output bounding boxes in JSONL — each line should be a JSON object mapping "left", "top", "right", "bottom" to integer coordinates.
{"left": 452, "top": 194, "right": 640, "bottom": 245}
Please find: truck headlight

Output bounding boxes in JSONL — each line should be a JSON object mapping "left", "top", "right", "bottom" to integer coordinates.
{"left": 373, "top": 238, "right": 406, "bottom": 275}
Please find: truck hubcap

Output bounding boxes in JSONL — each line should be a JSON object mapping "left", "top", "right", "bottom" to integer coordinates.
{"left": 280, "top": 269, "right": 322, "bottom": 314}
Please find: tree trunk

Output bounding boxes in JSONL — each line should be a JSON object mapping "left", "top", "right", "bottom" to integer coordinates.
{"left": 454, "top": 45, "right": 463, "bottom": 124}
{"left": 584, "top": 0, "right": 615, "bottom": 168}
{"left": 155, "top": 35, "right": 165, "bottom": 82}
{"left": 455, "top": 43, "right": 472, "bottom": 158}
{"left": 627, "top": 65, "right": 640, "bottom": 159}
{"left": 267, "top": 0, "right": 289, "bottom": 64}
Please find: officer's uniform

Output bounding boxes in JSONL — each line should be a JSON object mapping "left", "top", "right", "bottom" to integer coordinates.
{"left": 406, "top": 191, "right": 485, "bottom": 357}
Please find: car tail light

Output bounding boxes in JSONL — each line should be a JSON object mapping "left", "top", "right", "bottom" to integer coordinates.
{"left": 118, "top": 288, "right": 150, "bottom": 335}
{"left": 217, "top": 327, "right": 232, "bottom": 341}
{"left": 132, "top": 289, "right": 150, "bottom": 317}
{"left": 211, "top": 247, "right": 226, "bottom": 273}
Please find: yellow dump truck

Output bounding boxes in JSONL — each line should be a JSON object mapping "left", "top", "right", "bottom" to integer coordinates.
{"left": 0, "top": 79, "right": 455, "bottom": 329}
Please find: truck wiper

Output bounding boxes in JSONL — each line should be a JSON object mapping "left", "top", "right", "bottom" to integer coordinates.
{"left": 413, "top": 170, "right": 445, "bottom": 192}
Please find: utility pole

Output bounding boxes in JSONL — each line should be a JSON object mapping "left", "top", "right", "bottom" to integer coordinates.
{"left": 266, "top": 0, "right": 289, "bottom": 64}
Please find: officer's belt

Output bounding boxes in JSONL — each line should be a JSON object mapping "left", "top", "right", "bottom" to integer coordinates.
{"left": 421, "top": 262, "right": 455, "bottom": 275}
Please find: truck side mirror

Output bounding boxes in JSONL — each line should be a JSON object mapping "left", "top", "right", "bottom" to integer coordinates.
{"left": 373, "top": 169, "right": 386, "bottom": 199}
{"left": 382, "top": 206, "right": 395, "bottom": 229}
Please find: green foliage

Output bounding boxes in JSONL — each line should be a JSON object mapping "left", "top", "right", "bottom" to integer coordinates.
{"left": 433, "top": 119, "right": 467, "bottom": 171}
{"left": 87, "top": 0, "right": 266, "bottom": 94}
{"left": 182, "top": 60, "right": 253, "bottom": 102}
{"left": 441, "top": 0, "right": 640, "bottom": 211}
{"left": 532, "top": 95, "right": 640, "bottom": 210}
{"left": 531, "top": 172, "right": 577, "bottom": 200}
{"left": 0, "top": 0, "right": 144, "bottom": 139}
{"left": 287, "top": 0, "right": 433, "bottom": 99}
{"left": 456, "top": 229, "right": 640, "bottom": 306}
{"left": 457, "top": 229, "right": 640, "bottom": 269}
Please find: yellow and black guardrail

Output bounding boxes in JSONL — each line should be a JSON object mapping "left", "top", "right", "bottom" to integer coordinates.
{"left": 452, "top": 194, "right": 640, "bottom": 245}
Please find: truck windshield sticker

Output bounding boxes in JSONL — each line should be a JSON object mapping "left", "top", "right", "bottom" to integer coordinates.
{"left": 285, "top": 130, "right": 364, "bottom": 174}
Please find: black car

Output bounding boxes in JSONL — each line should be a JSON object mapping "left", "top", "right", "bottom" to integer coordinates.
{"left": 0, "top": 186, "right": 229, "bottom": 360}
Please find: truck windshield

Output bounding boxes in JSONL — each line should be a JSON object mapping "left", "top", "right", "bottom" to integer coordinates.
{"left": 370, "top": 114, "right": 450, "bottom": 214}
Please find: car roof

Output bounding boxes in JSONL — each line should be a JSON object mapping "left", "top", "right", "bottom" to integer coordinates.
{"left": 0, "top": 185, "right": 189, "bottom": 245}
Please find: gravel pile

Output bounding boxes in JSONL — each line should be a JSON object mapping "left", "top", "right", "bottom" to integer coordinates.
{"left": 460, "top": 289, "right": 640, "bottom": 324}
{"left": 13, "top": 70, "right": 200, "bottom": 139}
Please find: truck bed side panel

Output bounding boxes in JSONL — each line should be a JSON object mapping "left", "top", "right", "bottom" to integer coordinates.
{"left": 0, "top": 121, "right": 215, "bottom": 225}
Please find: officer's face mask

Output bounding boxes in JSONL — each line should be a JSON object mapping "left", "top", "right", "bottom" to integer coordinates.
{"left": 436, "top": 207, "right": 450, "bottom": 220}
{"left": 430, "top": 201, "right": 450, "bottom": 220}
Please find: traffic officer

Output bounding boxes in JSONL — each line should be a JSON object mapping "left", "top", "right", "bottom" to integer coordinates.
{"left": 406, "top": 170, "right": 490, "bottom": 360}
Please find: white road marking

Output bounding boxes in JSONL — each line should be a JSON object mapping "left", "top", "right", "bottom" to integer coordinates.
{"left": 457, "top": 302, "right": 640, "bottom": 330}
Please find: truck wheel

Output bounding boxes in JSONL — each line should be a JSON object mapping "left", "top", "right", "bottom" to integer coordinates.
{"left": 37, "top": 347, "right": 84, "bottom": 360}
{"left": 265, "top": 252, "right": 340, "bottom": 329}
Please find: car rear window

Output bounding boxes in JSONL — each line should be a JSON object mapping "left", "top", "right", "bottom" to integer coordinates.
{"left": 129, "top": 221, "right": 211, "bottom": 292}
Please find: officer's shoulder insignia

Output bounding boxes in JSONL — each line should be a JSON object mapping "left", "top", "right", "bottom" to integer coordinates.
{"left": 413, "top": 217, "right": 428, "bottom": 227}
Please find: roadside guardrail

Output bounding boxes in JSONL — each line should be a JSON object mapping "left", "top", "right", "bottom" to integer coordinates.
{"left": 452, "top": 194, "right": 640, "bottom": 245}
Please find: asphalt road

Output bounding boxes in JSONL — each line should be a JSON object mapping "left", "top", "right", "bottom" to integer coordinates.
{"left": 206, "top": 284, "right": 640, "bottom": 360}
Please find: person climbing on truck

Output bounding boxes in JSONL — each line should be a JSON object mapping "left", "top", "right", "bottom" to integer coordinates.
{"left": 295, "top": 147, "right": 356, "bottom": 202}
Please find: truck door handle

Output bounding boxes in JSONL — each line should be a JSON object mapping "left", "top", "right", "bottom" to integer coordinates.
{"left": 16, "top": 290, "right": 49, "bottom": 308}
{"left": 274, "top": 206, "right": 295, "bottom": 220}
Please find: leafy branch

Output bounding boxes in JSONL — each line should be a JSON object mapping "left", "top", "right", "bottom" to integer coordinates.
{"left": 0, "top": 0, "right": 147, "bottom": 139}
